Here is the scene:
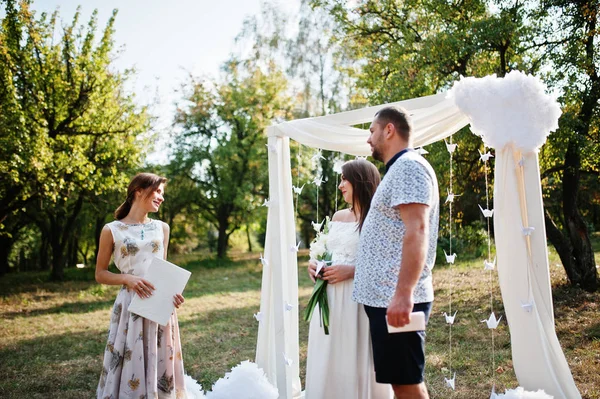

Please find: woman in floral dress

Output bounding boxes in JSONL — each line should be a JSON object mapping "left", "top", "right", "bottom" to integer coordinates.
{"left": 95, "top": 173, "right": 187, "bottom": 399}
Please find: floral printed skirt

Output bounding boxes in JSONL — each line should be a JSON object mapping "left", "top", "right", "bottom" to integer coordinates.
{"left": 97, "top": 287, "right": 187, "bottom": 399}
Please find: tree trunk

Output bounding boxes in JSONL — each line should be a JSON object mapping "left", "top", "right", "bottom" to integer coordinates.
{"left": 246, "top": 224, "right": 253, "bottom": 253}
{"left": 560, "top": 140, "right": 598, "bottom": 291}
{"left": 0, "top": 235, "right": 11, "bottom": 276}
{"left": 40, "top": 232, "right": 50, "bottom": 271}
{"left": 217, "top": 217, "right": 229, "bottom": 259}
{"left": 50, "top": 219, "right": 66, "bottom": 281}
{"left": 94, "top": 215, "right": 105, "bottom": 264}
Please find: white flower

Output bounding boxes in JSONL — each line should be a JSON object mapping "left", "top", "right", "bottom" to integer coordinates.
{"left": 309, "top": 233, "right": 328, "bottom": 259}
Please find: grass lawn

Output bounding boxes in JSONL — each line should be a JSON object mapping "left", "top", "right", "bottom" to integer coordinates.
{"left": 0, "top": 246, "right": 599, "bottom": 398}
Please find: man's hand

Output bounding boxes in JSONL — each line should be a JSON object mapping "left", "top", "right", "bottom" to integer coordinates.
{"left": 322, "top": 265, "right": 355, "bottom": 285}
{"left": 386, "top": 291, "right": 414, "bottom": 327}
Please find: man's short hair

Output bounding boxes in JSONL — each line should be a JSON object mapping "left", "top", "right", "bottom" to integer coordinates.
{"left": 374, "top": 106, "right": 412, "bottom": 142}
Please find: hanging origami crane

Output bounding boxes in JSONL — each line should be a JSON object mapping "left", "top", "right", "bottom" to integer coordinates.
{"left": 522, "top": 226, "right": 535, "bottom": 236}
{"left": 285, "top": 302, "right": 293, "bottom": 311}
{"left": 266, "top": 143, "right": 277, "bottom": 153}
{"left": 259, "top": 253, "right": 269, "bottom": 267}
{"left": 290, "top": 240, "right": 301, "bottom": 253}
{"left": 311, "top": 150, "right": 326, "bottom": 163}
{"left": 416, "top": 147, "right": 429, "bottom": 155}
{"left": 520, "top": 300, "right": 534, "bottom": 313}
{"left": 445, "top": 189, "right": 461, "bottom": 204}
{"left": 445, "top": 140, "right": 458, "bottom": 154}
{"left": 253, "top": 312, "right": 263, "bottom": 322}
{"left": 478, "top": 149, "right": 494, "bottom": 162}
{"left": 282, "top": 352, "right": 293, "bottom": 366}
{"left": 313, "top": 176, "right": 324, "bottom": 186}
{"left": 443, "top": 311, "right": 458, "bottom": 325}
{"left": 478, "top": 204, "right": 494, "bottom": 218}
{"left": 292, "top": 184, "right": 305, "bottom": 195}
{"left": 483, "top": 257, "right": 496, "bottom": 271}
{"left": 444, "top": 250, "right": 457, "bottom": 264}
{"left": 333, "top": 159, "right": 345, "bottom": 174}
{"left": 482, "top": 312, "right": 502, "bottom": 329}
{"left": 312, "top": 220, "right": 324, "bottom": 232}
{"left": 262, "top": 198, "right": 273, "bottom": 207}
{"left": 444, "top": 372, "right": 456, "bottom": 390}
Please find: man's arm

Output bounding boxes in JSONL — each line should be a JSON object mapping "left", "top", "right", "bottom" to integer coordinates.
{"left": 386, "top": 202, "right": 430, "bottom": 327}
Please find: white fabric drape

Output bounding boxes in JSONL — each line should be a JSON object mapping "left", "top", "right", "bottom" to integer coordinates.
{"left": 266, "top": 93, "right": 470, "bottom": 153}
{"left": 256, "top": 136, "right": 302, "bottom": 398}
{"left": 256, "top": 72, "right": 580, "bottom": 399}
{"left": 493, "top": 147, "right": 580, "bottom": 399}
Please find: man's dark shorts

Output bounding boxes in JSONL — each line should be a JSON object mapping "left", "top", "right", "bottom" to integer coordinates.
{"left": 364, "top": 302, "right": 433, "bottom": 385}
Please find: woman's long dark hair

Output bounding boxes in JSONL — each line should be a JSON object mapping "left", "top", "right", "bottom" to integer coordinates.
{"left": 341, "top": 159, "right": 381, "bottom": 231}
{"left": 114, "top": 173, "right": 167, "bottom": 220}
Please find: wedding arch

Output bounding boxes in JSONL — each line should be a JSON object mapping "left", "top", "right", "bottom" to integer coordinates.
{"left": 255, "top": 71, "right": 581, "bottom": 399}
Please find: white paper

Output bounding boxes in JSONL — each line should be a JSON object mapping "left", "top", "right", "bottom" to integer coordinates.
{"left": 386, "top": 311, "right": 426, "bottom": 333}
{"left": 128, "top": 257, "right": 191, "bottom": 326}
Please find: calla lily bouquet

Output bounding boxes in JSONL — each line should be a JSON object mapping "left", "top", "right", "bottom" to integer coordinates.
{"left": 304, "top": 217, "right": 332, "bottom": 335}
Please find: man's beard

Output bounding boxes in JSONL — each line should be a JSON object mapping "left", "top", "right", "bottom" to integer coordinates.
{"left": 371, "top": 145, "right": 384, "bottom": 162}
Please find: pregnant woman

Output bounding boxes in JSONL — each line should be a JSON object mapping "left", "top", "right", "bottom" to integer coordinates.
{"left": 305, "top": 159, "right": 393, "bottom": 399}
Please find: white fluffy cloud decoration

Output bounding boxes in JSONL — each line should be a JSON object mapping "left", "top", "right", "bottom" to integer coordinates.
{"left": 448, "top": 71, "right": 562, "bottom": 152}
{"left": 205, "top": 360, "right": 279, "bottom": 399}
{"left": 492, "top": 386, "right": 554, "bottom": 399}
{"left": 185, "top": 361, "right": 278, "bottom": 399}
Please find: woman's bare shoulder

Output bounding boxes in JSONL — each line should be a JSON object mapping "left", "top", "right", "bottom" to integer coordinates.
{"left": 331, "top": 209, "right": 355, "bottom": 222}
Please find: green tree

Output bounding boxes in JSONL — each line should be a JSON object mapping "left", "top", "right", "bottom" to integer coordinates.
{"left": 0, "top": 2, "right": 149, "bottom": 279}
{"left": 315, "top": 0, "right": 599, "bottom": 290}
{"left": 538, "top": 0, "right": 599, "bottom": 291}
{"left": 171, "top": 62, "right": 292, "bottom": 258}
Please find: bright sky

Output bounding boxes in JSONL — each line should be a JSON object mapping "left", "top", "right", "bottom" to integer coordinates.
{"left": 33, "top": 0, "right": 300, "bottom": 162}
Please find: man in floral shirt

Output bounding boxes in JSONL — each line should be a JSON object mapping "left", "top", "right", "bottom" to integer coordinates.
{"left": 353, "top": 106, "right": 439, "bottom": 399}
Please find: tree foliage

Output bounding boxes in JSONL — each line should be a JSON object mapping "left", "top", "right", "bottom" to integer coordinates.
{"left": 0, "top": 1, "right": 149, "bottom": 278}
{"left": 312, "top": 0, "right": 599, "bottom": 290}
{"left": 170, "top": 62, "right": 292, "bottom": 258}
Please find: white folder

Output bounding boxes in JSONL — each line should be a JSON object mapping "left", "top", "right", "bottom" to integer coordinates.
{"left": 128, "top": 257, "right": 191, "bottom": 326}
{"left": 386, "top": 311, "right": 426, "bottom": 333}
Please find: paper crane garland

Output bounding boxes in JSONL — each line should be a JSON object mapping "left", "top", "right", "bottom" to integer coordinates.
{"left": 333, "top": 159, "right": 345, "bottom": 174}
{"left": 446, "top": 189, "right": 461, "bottom": 204}
{"left": 290, "top": 240, "right": 301, "bottom": 253}
{"left": 478, "top": 204, "right": 494, "bottom": 218}
{"left": 312, "top": 220, "right": 324, "bottom": 232}
{"left": 262, "top": 198, "right": 273, "bottom": 208}
{"left": 478, "top": 149, "right": 494, "bottom": 162}
{"left": 521, "top": 300, "right": 534, "bottom": 313}
{"left": 444, "top": 250, "right": 457, "bottom": 264}
{"left": 292, "top": 184, "right": 305, "bottom": 195}
{"left": 444, "top": 372, "right": 456, "bottom": 390}
{"left": 522, "top": 226, "right": 535, "bottom": 236}
{"left": 483, "top": 257, "right": 496, "bottom": 271}
{"left": 259, "top": 253, "right": 269, "bottom": 267}
{"left": 445, "top": 140, "right": 458, "bottom": 154}
{"left": 482, "top": 312, "right": 502, "bottom": 329}
{"left": 443, "top": 311, "right": 458, "bottom": 325}
{"left": 311, "top": 150, "right": 325, "bottom": 163}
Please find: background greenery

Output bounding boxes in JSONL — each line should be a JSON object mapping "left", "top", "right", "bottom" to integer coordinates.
{"left": 1, "top": 0, "right": 599, "bottom": 396}
{"left": 1, "top": 0, "right": 597, "bottom": 290}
